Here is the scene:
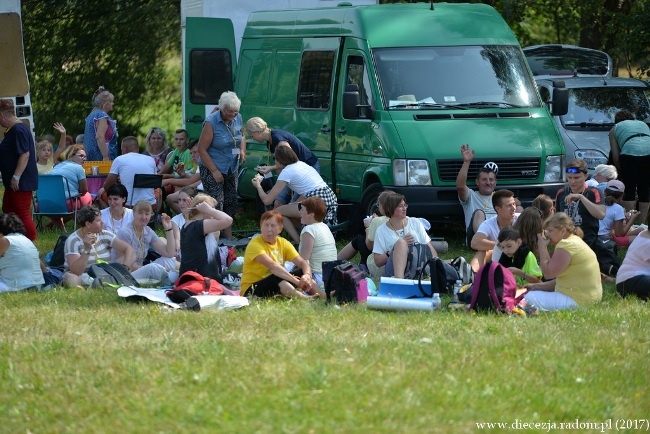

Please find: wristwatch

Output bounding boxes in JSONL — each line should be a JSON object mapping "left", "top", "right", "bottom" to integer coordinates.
{"left": 12, "top": 175, "right": 20, "bottom": 181}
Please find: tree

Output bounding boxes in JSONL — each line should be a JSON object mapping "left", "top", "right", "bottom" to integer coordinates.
{"left": 22, "top": 0, "right": 181, "bottom": 140}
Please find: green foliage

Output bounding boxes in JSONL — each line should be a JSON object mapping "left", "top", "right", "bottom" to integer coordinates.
{"left": 22, "top": 0, "right": 181, "bottom": 139}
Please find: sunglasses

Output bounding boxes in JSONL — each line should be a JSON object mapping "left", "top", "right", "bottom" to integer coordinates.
{"left": 566, "top": 167, "right": 587, "bottom": 174}
{"left": 297, "top": 203, "right": 303, "bottom": 211}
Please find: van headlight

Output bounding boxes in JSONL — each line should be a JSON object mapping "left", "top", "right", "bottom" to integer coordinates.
{"left": 575, "top": 150, "right": 608, "bottom": 171}
{"left": 544, "top": 155, "right": 563, "bottom": 182}
{"left": 393, "top": 159, "right": 432, "bottom": 186}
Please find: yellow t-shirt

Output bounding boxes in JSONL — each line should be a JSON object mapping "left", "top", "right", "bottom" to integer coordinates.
{"left": 37, "top": 159, "right": 54, "bottom": 174}
{"left": 554, "top": 235, "right": 602, "bottom": 306}
{"left": 240, "top": 235, "right": 298, "bottom": 293}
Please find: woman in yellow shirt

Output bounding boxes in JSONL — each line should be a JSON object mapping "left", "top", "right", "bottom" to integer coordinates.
{"left": 524, "top": 212, "right": 602, "bottom": 310}
{"left": 241, "top": 210, "right": 322, "bottom": 299}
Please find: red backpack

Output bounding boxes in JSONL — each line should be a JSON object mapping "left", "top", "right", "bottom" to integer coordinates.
{"left": 166, "top": 271, "right": 225, "bottom": 303}
{"left": 461, "top": 261, "right": 521, "bottom": 313}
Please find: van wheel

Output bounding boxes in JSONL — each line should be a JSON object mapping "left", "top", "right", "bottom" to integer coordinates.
{"left": 360, "top": 183, "right": 383, "bottom": 216}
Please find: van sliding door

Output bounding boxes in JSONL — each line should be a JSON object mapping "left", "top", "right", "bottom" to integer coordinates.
{"left": 294, "top": 38, "right": 341, "bottom": 189}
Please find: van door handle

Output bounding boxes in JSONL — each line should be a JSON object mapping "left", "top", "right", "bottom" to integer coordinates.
{"left": 320, "top": 127, "right": 331, "bottom": 133}
{"left": 337, "top": 127, "right": 346, "bottom": 134}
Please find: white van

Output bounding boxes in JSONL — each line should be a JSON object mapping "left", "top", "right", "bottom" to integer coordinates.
{"left": 0, "top": 0, "right": 35, "bottom": 142}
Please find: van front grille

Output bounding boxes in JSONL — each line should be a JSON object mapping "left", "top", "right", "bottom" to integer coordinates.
{"left": 437, "top": 158, "right": 541, "bottom": 182}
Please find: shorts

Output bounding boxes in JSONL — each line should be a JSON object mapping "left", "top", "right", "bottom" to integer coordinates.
{"left": 244, "top": 269, "right": 301, "bottom": 297}
{"left": 466, "top": 209, "right": 485, "bottom": 248}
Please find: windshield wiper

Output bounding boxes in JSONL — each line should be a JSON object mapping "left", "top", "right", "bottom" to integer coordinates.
{"left": 388, "top": 102, "right": 467, "bottom": 110}
{"left": 570, "top": 122, "right": 615, "bottom": 128}
{"left": 455, "top": 101, "right": 524, "bottom": 108}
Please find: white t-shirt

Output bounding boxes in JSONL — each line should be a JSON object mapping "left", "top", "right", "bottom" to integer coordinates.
{"left": 109, "top": 153, "right": 157, "bottom": 206}
{"left": 460, "top": 189, "right": 496, "bottom": 228}
{"left": 616, "top": 232, "right": 650, "bottom": 283}
{"left": 476, "top": 214, "right": 520, "bottom": 242}
{"left": 598, "top": 203, "right": 625, "bottom": 236}
{"left": 299, "top": 222, "right": 337, "bottom": 274}
{"left": 373, "top": 218, "right": 431, "bottom": 255}
{"left": 172, "top": 213, "right": 186, "bottom": 229}
{"left": 277, "top": 161, "right": 327, "bottom": 195}
{"left": 100, "top": 207, "right": 134, "bottom": 234}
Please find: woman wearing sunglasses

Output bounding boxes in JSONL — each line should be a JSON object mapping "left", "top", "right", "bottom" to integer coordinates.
{"left": 48, "top": 145, "right": 94, "bottom": 229}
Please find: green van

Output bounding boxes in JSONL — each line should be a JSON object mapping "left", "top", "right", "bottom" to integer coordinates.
{"left": 183, "top": 2, "right": 568, "bottom": 222}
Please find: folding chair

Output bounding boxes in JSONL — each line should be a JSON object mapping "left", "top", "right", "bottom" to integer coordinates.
{"left": 130, "top": 174, "right": 163, "bottom": 227}
{"left": 32, "top": 174, "right": 80, "bottom": 231}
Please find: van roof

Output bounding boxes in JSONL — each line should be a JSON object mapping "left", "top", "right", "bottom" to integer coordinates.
{"left": 244, "top": 3, "right": 518, "bottom": 47}
{"left": 535, "top": 76, "right": 650, "bottom": 89}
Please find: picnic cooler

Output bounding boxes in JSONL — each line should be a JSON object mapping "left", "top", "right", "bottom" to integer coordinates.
{"left": 83, "top": 161, "right": 112, "bottom": 175}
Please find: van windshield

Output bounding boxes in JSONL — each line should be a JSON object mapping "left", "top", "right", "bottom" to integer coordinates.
{"left": 562, "top": 87, "right": 650, "bottom": 127}
{"left": 374, "top": 46, "right": 540, "bottom": 109}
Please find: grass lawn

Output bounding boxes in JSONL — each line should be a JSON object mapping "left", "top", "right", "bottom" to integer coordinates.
{"left": 1, "top": 199, "right": 648, "bottom": 433}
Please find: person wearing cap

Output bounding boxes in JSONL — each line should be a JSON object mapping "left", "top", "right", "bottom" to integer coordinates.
{"left": 456, "top": 144, "right": 497, "bottom": 270}
{"left": 609, "top": 109, "right": 650, "bottom": 226}
{"left": 598, "top": 180, "right": 643, "bottom": 249}
{"left": 0, "top": 99, "right": 38, "bottom": 241}
{"left": 554, "top": 158, "right": 605, "bottom": 250}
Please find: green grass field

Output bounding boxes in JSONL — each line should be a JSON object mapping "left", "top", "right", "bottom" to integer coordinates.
{"left": 1, "top": 198, "right": 648, "bottom": 433}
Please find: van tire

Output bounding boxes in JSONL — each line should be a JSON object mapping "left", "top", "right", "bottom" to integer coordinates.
{"left": 360, "top": 183, "right": 383, "bottom": 216}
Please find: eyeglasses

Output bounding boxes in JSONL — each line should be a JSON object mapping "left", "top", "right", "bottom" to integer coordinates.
{"left": 566, "top": 167, "right": 586, "bottom": 174}
{"left": 75, "top": 154, "right": 86, "bottom": 159}
{"left": 397, "top": 204, "right": 408, "bottom": 209}
{"left": 297, "top": 203, "right": 303, "bottom": 211}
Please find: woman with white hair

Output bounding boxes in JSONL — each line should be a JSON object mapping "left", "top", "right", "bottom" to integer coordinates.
{"left": 587, "top": 164, "right": 618, "bottom": 193}
{"left": 83, "top": 86, "right": 118, "bottom": 160}
{"left": 144, "top": 127, "right": 172, "bottom": 172}
{"left": 197, "top": 91, "right": 246, "bottom": 240}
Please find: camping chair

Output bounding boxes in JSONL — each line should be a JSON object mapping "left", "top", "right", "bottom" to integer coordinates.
{"left": 130, "top": 174, "right": 163, "bottom": 226}
{"left": 32, "top": 174, "right": 80, "bottom": 231}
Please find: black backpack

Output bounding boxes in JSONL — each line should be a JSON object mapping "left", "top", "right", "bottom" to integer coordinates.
{"left": 416, "top": 257, "right": 449, "bottom": 297}
{"left": 48, "top": 234, "right": 69, "bottom": 271}
{"left": 88, "top": 263, "right": 140, "bottom": 288}
{"left": 323, "top": 260, "right": 368, "bottom": 304}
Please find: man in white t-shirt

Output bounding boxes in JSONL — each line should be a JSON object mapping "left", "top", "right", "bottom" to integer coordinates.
{"left": 470, "top": 189, "right": 519, "bottom": 271}
{"left": 456, "top": 144, "right": 498, "bottom": 249}
{"left": 103, "top": 136, "right": 159, "bottom": 209}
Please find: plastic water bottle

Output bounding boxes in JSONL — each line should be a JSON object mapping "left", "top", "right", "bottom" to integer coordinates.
{"left": 453, "top": 280, "right": 463, "bottom": 303}
{"left": 432, "top": 293, "right": 442, "bottom": 310}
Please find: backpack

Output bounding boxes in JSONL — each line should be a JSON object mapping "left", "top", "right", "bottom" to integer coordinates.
{"left": 593, "top": 235, "right": 620, "bottom": 277}
{"left": 449, "top": 256, "right": 474, "bottom": 285}
{"left": 88, "top": 263, "right": 140, "bottom": 288}
{"left": 166, "top": 270, "right": 225, "bottom": 303}
{"left": 459, "top": 261, "right": 519, "bottom": 312}
{"left": 48, "top": 234, "right": 69, "bottom": 271}
{"left": 323, "top": 261, "right": 368, "bottom": 304}
{"left": 416, "top": 256, "right": 449, "bottom": 297}
{"left": 403, "top": 243, "right": 433, "bottom": 280}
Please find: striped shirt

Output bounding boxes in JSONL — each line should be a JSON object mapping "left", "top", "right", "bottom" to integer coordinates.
{"left": 64, "top": 230, "right": 116, "bottom": 270}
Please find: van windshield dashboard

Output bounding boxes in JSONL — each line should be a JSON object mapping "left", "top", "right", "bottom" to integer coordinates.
{"left": 562, "top": 87, "right": 650, "bottom": 128}
{"left": 373, "top": 46, "right": 541, "bottom": 110}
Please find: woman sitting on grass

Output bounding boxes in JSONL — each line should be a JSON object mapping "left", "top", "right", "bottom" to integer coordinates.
{"left": 100, "top": 184, "right": 133, "bottom": 234}
{"left": 523, "top": 212, "right": 602, "bottom": 311}
{"left": 116, "top": 200, "right": 178, "bottom": 283}
{"left": 179, "top": 194, "right": 232, "bottom": 280}
{"left": 62, "top": 206, "right": 136, "bottom": 287}
{"left": 241, "top": 210, "right": 321, "bottom": 299}
{"left": 297, "top": 197, "right": 336, "bottom": 288}
{"left": 372, "top": 193, "right": 437, "bottom": 279}
{"left": 171, "top": 186, "right": 198, "bottom": 258}
{"left": 251, "top": 146, "right": 337, "bottom": 243}
{"left": 0, "top": 213, "right": 44, "bottom": 292}
{"left": 615, "top": 228, "right": 650, "bottom": 301}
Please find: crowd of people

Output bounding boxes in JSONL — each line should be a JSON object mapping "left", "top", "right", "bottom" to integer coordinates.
{"left": 0, "top": 92, "right": 648, "bottom": 305}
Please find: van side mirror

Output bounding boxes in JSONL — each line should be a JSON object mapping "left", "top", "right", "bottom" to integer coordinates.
{"left": 550, "top": 80, "right": 569, "bottom": 116}
{"left": 343, "top": 85, "right": 375, "bottom": 120}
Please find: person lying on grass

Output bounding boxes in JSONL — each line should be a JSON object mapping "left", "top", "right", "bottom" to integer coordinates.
{"left": 62, "top": 205, "right": 136, "bottom": 287}
{"left": 240, "top": 210, "right": 324, "bottom": 299}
